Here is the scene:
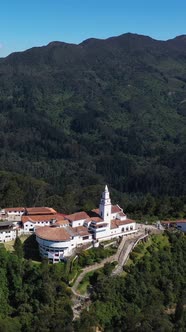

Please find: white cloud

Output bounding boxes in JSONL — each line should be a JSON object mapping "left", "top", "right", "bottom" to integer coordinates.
{"left": 0, "top": 43, "right": 3, "bottom": 49}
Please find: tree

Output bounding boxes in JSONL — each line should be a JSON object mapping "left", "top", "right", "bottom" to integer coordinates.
{"left": 13, "top": 237, "right": 23, "bottom": 259}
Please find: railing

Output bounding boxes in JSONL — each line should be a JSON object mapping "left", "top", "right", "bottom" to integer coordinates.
{"left": 132, "top": 233, "right": 149, "bottom": 249}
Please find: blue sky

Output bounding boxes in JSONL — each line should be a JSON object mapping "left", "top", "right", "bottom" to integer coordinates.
{"left": 0, "top": 0, "right": 186, "bottom": 57}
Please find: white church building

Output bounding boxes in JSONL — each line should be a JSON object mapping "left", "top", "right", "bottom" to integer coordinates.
{"left": 88, "top": 185, "right": 136, "bottom": 241}
{"left": 35, "top": 185, "right": 137, "bottom": 262}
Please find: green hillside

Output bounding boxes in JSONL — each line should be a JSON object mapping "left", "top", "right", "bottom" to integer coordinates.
{"left": 0, "top": 33, "right": 186, "bottom": 216}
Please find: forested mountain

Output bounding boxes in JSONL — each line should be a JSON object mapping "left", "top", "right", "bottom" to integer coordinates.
{"left": 0, "top": 33, "right": 186, "bottom": 215}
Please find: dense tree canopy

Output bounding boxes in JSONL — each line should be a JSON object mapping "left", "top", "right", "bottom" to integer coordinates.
{"left": 76, "top": 232, "right": 186, "bottom": 331}
{"left": 0, "top": 245, "right": 73, "bottom": 331}
{"left": 0, "top": 230, "right": 186, "bottom": 331}
{"left": 0, "top": 33, "right": 185, "bottom": 216}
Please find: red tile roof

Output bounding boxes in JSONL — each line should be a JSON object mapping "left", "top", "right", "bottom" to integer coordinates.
{"left": 111, "top": 218, "right": 135, "bottom": 229}
{"left": 86, "top": 217, "right": 103, "bottom": 223}
{"left": 91, "top": 208, "right": 100, "bottom": 216}
{"left": 55, "top": 219, "right": 69, "bottom": 226}
{"left": 22, "top": 214, "right": 59, "bottom": 224}
{"left": 111, "top": 205, "right": 122, "bottom": 214}
{"left": 69, "top": 226, "right": 90, "bottom": 237}
{"left": 66, "top": 211, "right": 89, "bottom": 222}
{"left": 162, "top": 219, "right": 186, "bottom": 224}
{"left": 26, "top": 207, "right": 57, "bottom": 215}
{"left": 176, "top": 220, "right": 186, "bottom": 223}
{"left": 54, "top": 213, "right": 67, "bottom": 220}
{"left": 36, "top": 226, "right": 71, "bottom": 241}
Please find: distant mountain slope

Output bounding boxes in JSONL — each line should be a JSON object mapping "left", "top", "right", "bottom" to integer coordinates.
{"left": 0, "top": 33, "right": 185, "bottom": 211}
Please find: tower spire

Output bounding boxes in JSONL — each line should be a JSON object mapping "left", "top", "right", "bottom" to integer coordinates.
{"left": 99, "top": 185, "right": 111, "bottom": 222}
{"left": 105, "top": 185, "right": 108, "bottom": 192}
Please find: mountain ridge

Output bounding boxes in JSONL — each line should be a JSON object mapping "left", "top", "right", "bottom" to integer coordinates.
{"left": 2, "top": 32, "right": 186, "bottom": 62}
{"left": 0, "top": 32, "right": 185, "bottom": 214}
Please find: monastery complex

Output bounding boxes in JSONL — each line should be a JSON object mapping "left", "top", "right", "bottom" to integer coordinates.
{"left": 0, "top": 186, "right": 185, "bottom": 263}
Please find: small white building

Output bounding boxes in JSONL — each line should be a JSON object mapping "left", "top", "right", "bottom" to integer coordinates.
{"left": 0, "top": 207, "right": 25, "bottom": 222}
{"left": 22, "top": 213, "right": 65, "bottom": 233}
{"left": 65, "top": 211, "right": 90, "bottom": 228}
{"left": 0, "top": 221, "right": 17, "bottom": 242}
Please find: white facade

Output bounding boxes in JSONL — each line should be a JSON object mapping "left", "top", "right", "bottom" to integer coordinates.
{"left": 116, "top": 213, "right": 127, "bottom": 221}
{"left": 1, "top": 208, "right": 25, "bottom": 222}
{"left": 0, "top": 229, "right": 17, "bottom": 242}
{"left": 66, "top": 212, "right": 89, "bottom": 228}
{"left": 37, "top": 236, "right": 74, "bottom": 262}
{"left": 90, "top": 186, "right": 137, "bottom": 241}
{"left": 89, "top": 223, "right": 110, "bottom": 240}
{"left": 23, "top": 220, "right": 51, "bottom": 233}
{"left": 90, "top": 221, "right": 136, "bottom": 241}
{"left": 70, "top": 219, "right": 86, "bottom": 228}
{"left": 110, "top": 222, "right": 136, "bottom": 238}
{"left": 36, "top": 230, "right": 92, "bottom": 263}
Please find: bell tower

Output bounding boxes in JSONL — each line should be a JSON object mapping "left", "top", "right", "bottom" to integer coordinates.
{"left": 99, "top": 185, "right": 112, "bottom": 223}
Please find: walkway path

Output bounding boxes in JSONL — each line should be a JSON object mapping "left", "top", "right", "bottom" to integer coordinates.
{"left": 71, "top": 231, "right": 145, "bottom": 319}
{"left": 112, "top": 233, "right": 148, "bottom": 275}
{"left": 71, "top": 226, "right": 161, "bottom": 319}
{"left": 71, "top": 231, "right": 145, "bottom": 295}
